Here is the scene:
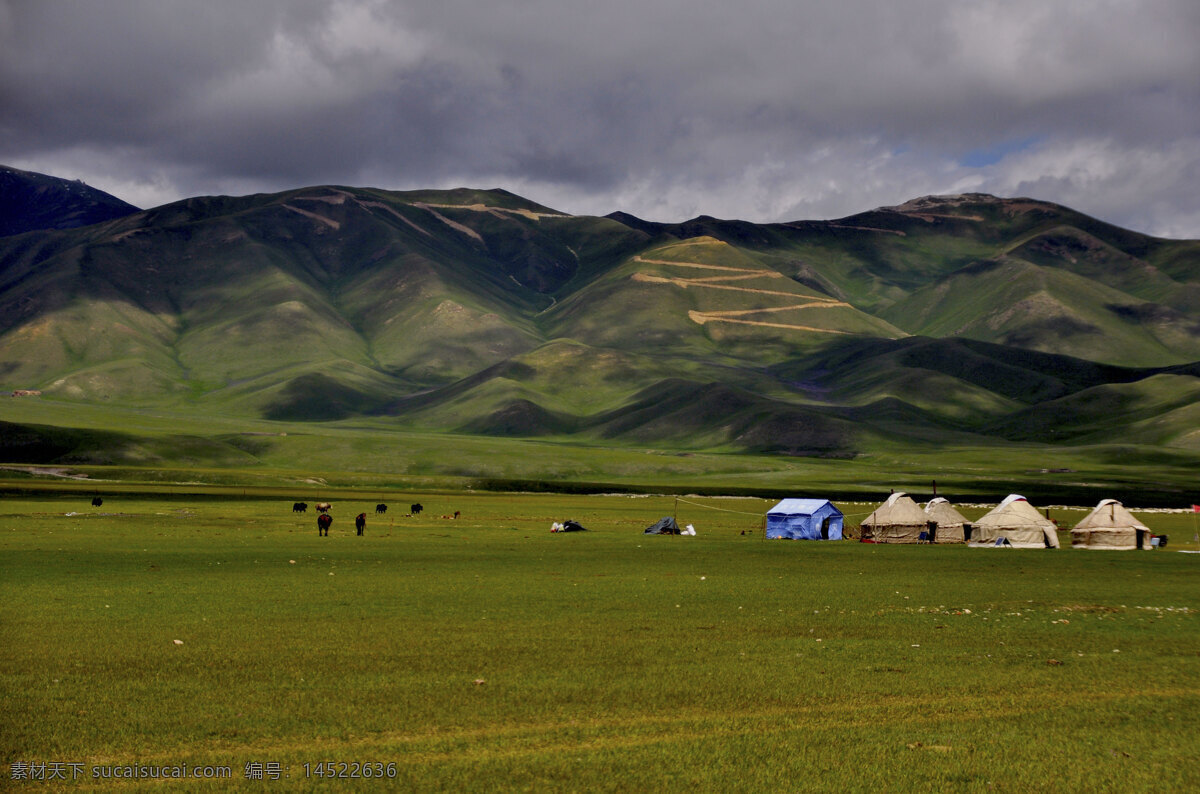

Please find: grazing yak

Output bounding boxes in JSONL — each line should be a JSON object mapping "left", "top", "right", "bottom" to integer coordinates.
{"left": 410, "top": 503, "right": 423, "bottom": 515}
{"left": 315, "top": 502, "right": 332, "bottom": 513}
{"left": 317, "top": 513, "right": 332, "bottom": 536}
{"left": 355, "top": 513, "right": 366, "bottom": 536}
{"left": 375, "top": 503, "right": 387, "bottom": 514}
{"left": 91, "top": 497, "right": 103, "bottom": 507}
{"left": 292, "top": 502, "right": 308, "bottom": 513}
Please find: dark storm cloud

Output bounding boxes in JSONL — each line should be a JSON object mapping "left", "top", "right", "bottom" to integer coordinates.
{"left": 2, "top": 0, "right": 1199, "bottom": 237}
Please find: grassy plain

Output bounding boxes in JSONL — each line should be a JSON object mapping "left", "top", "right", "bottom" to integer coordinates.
{"left": 4, "top": 396, "right": 1199, "bottom": 507}
{"left": 2, "top": 490, "right": 1198, "bottom": 791}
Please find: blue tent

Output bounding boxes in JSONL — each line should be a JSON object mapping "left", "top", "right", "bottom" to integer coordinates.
{"left": 766, "top": 499, "right": 844, "bottom": 540}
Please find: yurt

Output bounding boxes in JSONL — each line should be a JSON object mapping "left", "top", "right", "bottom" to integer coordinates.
{"left": 970, "top": 494, "right": 1060, "bottom": 548}
{"left": 860, "top": 493, "right": 933, "bottom": 543}
{"left": 923, "top": 497, "right": 970, "bottom": 544}
{"left": 1071, "top": 499, "right": 1151, "bottom": 550}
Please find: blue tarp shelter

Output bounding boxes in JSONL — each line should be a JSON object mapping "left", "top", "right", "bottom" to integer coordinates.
{"left": 766, "top": 499, "right": 844, "bottom": 540}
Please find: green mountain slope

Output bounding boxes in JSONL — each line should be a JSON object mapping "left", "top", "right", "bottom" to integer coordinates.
{"left": 1, "top": 176, "right": 1198, "bottom": 465}
{"left": 881, "top": 256, "right": 1200, "bottom": 366}
{"left": 608, "top": 194, "right": 1200, "bottom": 366}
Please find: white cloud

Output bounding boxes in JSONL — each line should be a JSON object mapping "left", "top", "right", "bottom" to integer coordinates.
{"left": 981, "top": 137, "right": 1200, "bottom": 238}
{"left": 2, "top": 0, "right": 1198, "bottom": 236}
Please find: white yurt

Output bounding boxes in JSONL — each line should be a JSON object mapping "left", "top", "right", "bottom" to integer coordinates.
{"left": 1071, "top": 499, "right": 1151, "bottom": 550}
{"left": 970, "top": 494, "right": 1060, "bottom": 548}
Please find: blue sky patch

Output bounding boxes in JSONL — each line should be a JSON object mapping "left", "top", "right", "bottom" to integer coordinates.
{"left": 961, "top": 136, "right": 1043, "bottom": 168}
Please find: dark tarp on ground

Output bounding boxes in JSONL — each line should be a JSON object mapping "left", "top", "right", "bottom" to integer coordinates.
{"left": 644, "top": 516, "right": 681, "bottom": 535}
{"left": 561, "top": 520, "right": 587, "bottom": 532}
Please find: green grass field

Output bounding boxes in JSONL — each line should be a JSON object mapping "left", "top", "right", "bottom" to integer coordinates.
{"left": 5, "top": 395, "right": 1200, "bottom": 508}
{"left": 2, "top": 490, "right": 1198, "bottom": 790}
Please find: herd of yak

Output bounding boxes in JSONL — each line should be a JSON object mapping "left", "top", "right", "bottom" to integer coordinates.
{"left": 290, "top": 501, "right": 431, "bottom": 537}
{"left": 87, "top": 496, "right": 455, "bottom": 537}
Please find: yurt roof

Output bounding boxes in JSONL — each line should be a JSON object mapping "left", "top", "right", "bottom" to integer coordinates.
{"left": 976, "top": 494, "right": 1055, "bottom": 529}
{"left": 925, "top": 498, "right": 970, "bottom": 525}
{"left": 863, "top": 492, "right": 928, "bottom": 526}
{"left": 1073, "top": 499, "right": 1149, "bottom": 532}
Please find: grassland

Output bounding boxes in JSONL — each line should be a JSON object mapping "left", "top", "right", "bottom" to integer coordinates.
{"left": 4, "top": 394, "right": 1200, "bottom": 509}
{"left": 2, "top": 489, "right": 1198, "bottom": 790}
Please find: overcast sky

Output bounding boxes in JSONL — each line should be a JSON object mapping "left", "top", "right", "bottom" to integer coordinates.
{"left": 3, "top": 0, "right": 1199, "bottom": 237}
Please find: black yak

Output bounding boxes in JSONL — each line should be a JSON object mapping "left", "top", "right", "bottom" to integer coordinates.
{"left": 410, "top": 503, "right": 423, "bottom": 515}
{"left": 317, "top": 513, "right": 332, "bottom": 536}
{"left": 293, "top": 502, "right": 307, "bottom": 513}
{"left": 356, "top": 513, "right": 366, "bottom": 536}
{"left": 376, "top": 503, "right": 387, "bottom": 514}
{"left": 91, "top": 497, "right": 103, "bottom": 507}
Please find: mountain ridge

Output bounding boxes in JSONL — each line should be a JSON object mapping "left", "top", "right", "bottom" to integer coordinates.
{"left": 0, "top": 164, "right": 140, "bottom": 237}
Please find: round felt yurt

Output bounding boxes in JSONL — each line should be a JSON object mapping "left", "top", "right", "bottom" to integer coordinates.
{"left": 1071, "top": 499, "right": 1151, "bottom": 550}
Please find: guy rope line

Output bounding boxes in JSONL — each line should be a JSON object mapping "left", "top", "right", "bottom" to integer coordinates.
{"left": 674, "top": 497, "right": 766, "bottom": 517}
{"left": 675, "top": 498, "right": 874, "bottom": 521}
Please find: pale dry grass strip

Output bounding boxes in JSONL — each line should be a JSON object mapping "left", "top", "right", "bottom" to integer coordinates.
{"left": 281, "top": 204, "right": 340, "bottom": 230}
{"left": 695, "top": 302, "right": 851, "bottom": 318}
{"left": 414, "top": 204, "right": 485, "bottom": 243}
{"left": 355, "top": 200, "right": 433, "bottom": 237}
{"left": 670, "top": 273, "right": 781, "bottom": 284}
{"left": 71, "top": 687, "right": 1199, "bottom": 768}
{"left": 687, "top": 312, "right": 850, "bottom": 333}
{"left": 415, "top": 202, "right": 568, "bottom": 221}
{"left": 632, "top": 273, "right": 828, "bottom": 300}
{"left": 632, "top": 256, "right": 776, "bottom": 275}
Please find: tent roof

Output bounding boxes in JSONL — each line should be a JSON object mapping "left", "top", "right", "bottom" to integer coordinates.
{"left": 767, "top": 499, "right": 840, "bottom": 516}
{"left": 924, "top": 498, "right": 970, "bottom": 525}
{"left": 996, "top": 493, "right": 1027, "bottom": 511}
{"left": 1073, "top": 499, "right": 1149, "bottom": 532}
{"left": 863, "top": 493, "right": 928, "bottom": 526}
{"left": 644, "top": 516, "right": 680, "bottom": 534}
{"left": 976, "top": 494, "right": 1055, "bottom": 530}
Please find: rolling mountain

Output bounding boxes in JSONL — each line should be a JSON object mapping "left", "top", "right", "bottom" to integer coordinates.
{"left": 0, "top": 165, "right": 140, "bottom": 236}
{"left": 1, "top": 173, "right": 1197, "bottom": 463}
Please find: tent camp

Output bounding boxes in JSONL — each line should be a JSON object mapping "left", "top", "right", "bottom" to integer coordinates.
{"left": 860, "top": 493, "right": 933, "bottom": 543}
{"left": 970, "top": 494, "right": 1060, "bottom": 548}
{"left": 644, "top": 517, "right": 681, "bottom": 535}
{"left": 766, "top": 499, "right": 843, "bottom": 540}
{"left": 924, "top": 497, "right": 970, "bottom": 544}
{"left": 1071, "top": 499, "right": 1151, "bottom": 550}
